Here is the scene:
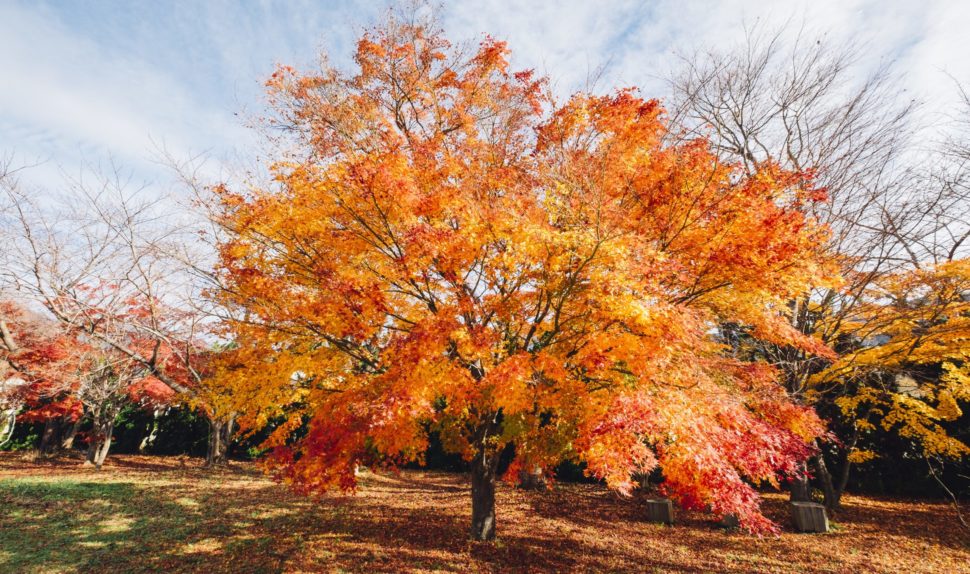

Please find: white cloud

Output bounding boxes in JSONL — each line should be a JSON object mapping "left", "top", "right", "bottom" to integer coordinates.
{"left": 1, "top": 0, "right": 968, "bottom": 190}
{"left": 0, "top": 2, "right": 252, "bottom": 187}
{"left": 440, "top": 0, "right": 969, "bottom": 109}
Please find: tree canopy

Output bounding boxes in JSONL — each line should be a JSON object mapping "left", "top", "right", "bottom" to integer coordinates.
{"left": 212, "top": 18, "right": 838, "bottom": 537}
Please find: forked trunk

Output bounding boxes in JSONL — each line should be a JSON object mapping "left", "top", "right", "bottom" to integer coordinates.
{"left": 94, "top": 423, "right": 114, "bottom": 468}
{"left": 470, "top": 451, "right": 499, "bottom": 541}
{"left": 85, "top": 419, "right": 114, "bottom": 469}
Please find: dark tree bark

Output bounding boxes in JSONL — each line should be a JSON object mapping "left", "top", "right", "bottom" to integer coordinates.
{"left": 829, "top": 424, "right": 862, "bottom": 510}
{"left": 470, "top": 450, "right": 499, "bottom": 541}
{"left": 205, "top": 415, "right": 236, "bottom": 466}
{"left": 814, "top": 453, "right": 838, "bottom": 511}
{"left": 835, "top": 458, "right": 853, "bottom": 508}
{"left": 789, "top": 461, "right": 812, "bottom": 502}
{"left": 39, "top": 417, "right": 63, "bottom": 456}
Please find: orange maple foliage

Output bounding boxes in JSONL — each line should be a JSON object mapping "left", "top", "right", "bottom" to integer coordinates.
{"left": 213, "top": 17, "right": 836, "bottom": 537}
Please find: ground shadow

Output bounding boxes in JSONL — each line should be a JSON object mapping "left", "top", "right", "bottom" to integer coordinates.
{"left": 1, "top": 456, "right": 967, "bottom": 573}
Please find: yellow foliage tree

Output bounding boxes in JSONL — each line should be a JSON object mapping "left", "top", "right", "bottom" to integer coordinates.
{"left": 814, "top": 259, "right": 970, "bottom": 471}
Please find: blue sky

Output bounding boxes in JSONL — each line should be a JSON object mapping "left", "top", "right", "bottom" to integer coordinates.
{"left": 2, "top": 0, "right": 968, "bottom": 189}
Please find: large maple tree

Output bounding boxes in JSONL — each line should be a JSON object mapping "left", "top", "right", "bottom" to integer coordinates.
{"left": 214, "top": 18, "right": 837, "bottom": 538}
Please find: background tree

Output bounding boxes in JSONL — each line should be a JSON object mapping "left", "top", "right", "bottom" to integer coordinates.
{"left": 0, "top": 167, "right": 233, "bottom": 465}
{"left": 0, "top": 300, "right": 79, "bottom": 452}
{"left": 814, "top": 261, "right": 969, "bottom": 450}
{"left": 806, "top": 87, "right": 970, "bottom": 508}
{"left": 665, "top": 23, "right": 969, "bottom": 508}
{"left": 213, "top": 16, "right": 836, "bottom": 539}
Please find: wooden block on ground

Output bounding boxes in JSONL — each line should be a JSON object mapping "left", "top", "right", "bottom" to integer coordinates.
{"left": 791, "top": 502, "right": 829, "bottom": 533}
{"left": 646, "top": 498, "right": 674, "bottom": 525}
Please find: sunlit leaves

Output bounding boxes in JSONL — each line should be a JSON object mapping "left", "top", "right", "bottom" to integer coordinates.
{"left": 814, "top": 259, "right": 970, "bottom": 460}
{"left": 214, "top": 16, "right": 836, "bottom": 533}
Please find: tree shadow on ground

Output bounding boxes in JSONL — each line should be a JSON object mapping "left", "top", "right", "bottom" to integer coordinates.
{"left": 1, "top": 457, "right": 968, "bottom": 573}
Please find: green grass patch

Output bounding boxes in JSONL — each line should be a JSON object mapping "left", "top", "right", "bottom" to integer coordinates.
{"left": 0, "top": 475, "right": 301, "bottom": 574}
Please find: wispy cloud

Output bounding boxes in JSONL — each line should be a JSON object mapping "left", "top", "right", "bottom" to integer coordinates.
{"left": 0, "top": 0, "right": 381, "bottom": 186}
{"left": 1, "top": 0, "right": 967, "bottom": 189}
{"left": 440, "top": 0, "right": 965, "bottom": 105}
{"left": 0, "top": 2, "right": 240, "bottom": 185}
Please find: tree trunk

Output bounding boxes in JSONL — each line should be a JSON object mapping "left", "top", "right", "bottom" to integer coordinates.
{"left": 60, "top": 418, "right": 82, "bottom": 451}
{"left": 814, "top": 453, "right": 838, "bottom": 511}
{"left": 85, "top": 417, "right": 114, "bottom": 469}
{"left": 138, "top": 408, "right": 163, "bottom": 453}
{"left": 789, "top": 461, "right": 812, "bottom": 502}
{"left": 0, "top": 409, "right": 16, "bottom": 447}
{"left": 39, "top": 417, "right": 63, "bottom": 456}
{"left": 517, "top": 466, "right": 546, "bottom": 490}
{"left": 835, "top": 458, "right": 852, "bottom": 509}
{"left": 205, "top": 415, "right": 235, "bottom": 466}
{"left": 0, "top": 318, "right": 19, "bottom": 353}
{"left": 94, "top": 422, "right": 114, "bottom": 468}
{"left": 470, "top": 450, "right": 499, "bottom": 541}
{"left": 829, "top": 423, "right": 861, "bottom": 511}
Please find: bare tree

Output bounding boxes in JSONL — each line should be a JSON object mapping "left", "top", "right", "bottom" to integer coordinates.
{"left": 153, "top": 148, "right": 262, "bottom": 465}
{"left": 75, "top": 353, "right": 142, "bottom": 468}
{"left": 665, "top": 22, "right": 969, "bottom": 508}
{"left": 0, "top": 166, "right": 234, "bottom": 465}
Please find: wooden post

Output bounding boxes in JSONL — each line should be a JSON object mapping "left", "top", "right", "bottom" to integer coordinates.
{"left": 790, "top": 502, "right": 829, "bottom": 532}
{"left": 646, "top": 498, "right": 674, "bottom": 525}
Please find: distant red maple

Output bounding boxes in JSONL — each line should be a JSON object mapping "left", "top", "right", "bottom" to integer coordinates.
{"left": 128, "top": 375, "right": 177, "bottom": 408}
{"left": 1, "top": 297, "right": 180, "bottom": 462}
